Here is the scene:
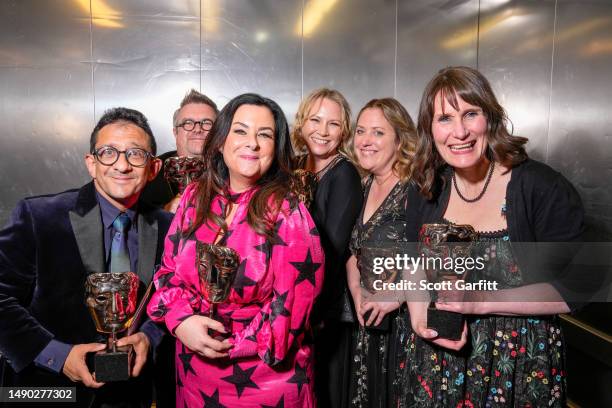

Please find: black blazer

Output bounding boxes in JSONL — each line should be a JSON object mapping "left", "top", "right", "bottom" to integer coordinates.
{"left": 0, "top": 182, "right": 172, "bottom": 406}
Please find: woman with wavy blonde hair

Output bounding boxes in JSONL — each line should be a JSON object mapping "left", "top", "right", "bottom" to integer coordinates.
{"left": 346, "top": 97, "right": 418, "bottom": 407}
{"left": 292, "top": 88, "right": 362, "bottom": 408}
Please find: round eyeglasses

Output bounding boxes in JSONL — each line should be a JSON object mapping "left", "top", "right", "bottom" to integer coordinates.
{"left": 176, "top": 119, "right": 213, "bottom": 132}
{"left": 92, "top": 146, "right": 151, "bottom": 167}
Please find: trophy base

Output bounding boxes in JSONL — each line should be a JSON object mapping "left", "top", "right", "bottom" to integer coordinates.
{"left": 94, "top": 345, "right": 133, "bottom": 382}
{"left": 427, "top": 307, "right": 463, "bottom": 340}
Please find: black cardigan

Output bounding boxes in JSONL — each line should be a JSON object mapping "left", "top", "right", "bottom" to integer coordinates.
{"left": 408, "top": 158, "right": 587, "bottom": 310}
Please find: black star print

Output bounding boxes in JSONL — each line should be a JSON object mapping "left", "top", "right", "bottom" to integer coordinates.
{"left": 178, "top": 344, "right": 196, "bottom": 377}
{"left": 254, "top": 219, "right": 287, "bottom": 261}
{"left": 287, "top": 363, "right": 309, "bottom": 395}
{"left": 291, "top": 249, "right": 320, "bottom": 287}
{"left": 180, "top": 219, "right": 198, "bottom": 246}
{"left": 220, "top": 363, "right": 259, "bottom": 397}
{"left": 289, "top": 326, "right": 303, "bottom": 339}
{"left": 199, "top": 388, "right": 226, "bottom": 408}
{"left": 176, "top": 367, "right": 183, "bottom": 388}
{"left": 261, "top": 395, "right": 285, "bottom": 408}
{"left": 232, "top": 260, "right": 257, "bottom": 298}
{"left": 232, "top": 316, "right": 254, "bottom": 326}
{"left": 149, "top": 299, "right": 168, "bottom": 319}
{"left": 168, "top": 228, "right": 182, "bottom": 256}
{"left": 156, "top": 270, "right": 176, "bottom": 288}
{"left": 270, "top": 289, "right": 290, "bottom": 323}
{"left": 262, "top": 349, "right": 281, "bottom": 366}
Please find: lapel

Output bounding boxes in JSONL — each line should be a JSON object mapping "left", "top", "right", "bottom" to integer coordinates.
{"left": 68, "top": 182, "right": 105, "bottom": 274}
{"left": 137, "top": 205, "right": 159, "bottom": 285}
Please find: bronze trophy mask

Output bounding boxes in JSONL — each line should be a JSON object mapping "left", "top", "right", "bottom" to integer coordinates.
{"left": 418, "top": 223, "right": 478, "bottom": 340}
{"left": 163, "top": 156, "right": 205, "bottom": 193}
{"left": 196, "top": 242, "right": 240, "bottom": 337}
{"left": 85, "top": 272, "right": 140, "bottom": 382}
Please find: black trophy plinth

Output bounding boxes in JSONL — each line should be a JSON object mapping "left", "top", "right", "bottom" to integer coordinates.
{"left": 427, "top": 307, "right": 463, "bottom": 340}
{"left": 94, "top": 344, "right": 133, "bottom": 382}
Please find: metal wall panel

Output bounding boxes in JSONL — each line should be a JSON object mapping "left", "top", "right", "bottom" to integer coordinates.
{"left": 478, "top": 0, "right": 556, "bottom": 161}
{"left": 92, "top": 0, "right": 201, "bottom": 155}
{"left": 303, "top": 0, "right": 396, "bottom": 116}
{"left": 202, "top": 0, "right": 302, "bottom": 120}
{"left": 396, "top": 0, "right": 479, "bottom": 119}
{"left": 548, "top": 0, "right": 612, "bottom": 237}
{"left": 0, "top": 0, "right": 93, "bottom": 224}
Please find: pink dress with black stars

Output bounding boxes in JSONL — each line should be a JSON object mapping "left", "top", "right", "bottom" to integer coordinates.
{"left": 147, "top": 184, "right": 324, "bottom": 407}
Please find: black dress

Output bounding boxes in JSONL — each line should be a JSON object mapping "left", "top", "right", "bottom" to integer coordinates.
{"left": 348, "top": 177, "right": 414, "bottom": 408}
{"left": 401, "top": 159, "right": 585, "bottom": 407}
{"left": 303, "top": 155, "right": 363, "bottom": 408}
{"left": 405, "top": 225, "right": 567, "bottom": 407}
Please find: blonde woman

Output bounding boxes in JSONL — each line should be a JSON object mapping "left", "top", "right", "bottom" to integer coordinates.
{"left": 292, "top": 88, "right": 362, "bottom": 408}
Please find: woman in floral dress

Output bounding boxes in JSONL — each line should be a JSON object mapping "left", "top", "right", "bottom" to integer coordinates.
{"left": 346, "top": 98, "right": 418, "bottom": 408}
{"left": 147, "top": 93, "right": 324, "bottom": 407}
{"left": 405, "top": 66, "right": 584, "bottom": 407}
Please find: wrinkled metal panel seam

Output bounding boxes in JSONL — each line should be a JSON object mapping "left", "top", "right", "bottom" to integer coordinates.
{"left": 545, "top": 0, "right": 558, "bottom": 164}
{"left": 200, "top": 0, "right": 203, "bottom": 91}
{"left": 300, "top": 0, "right": 304, "bottom": 100}
{"left": 476, "top": 0, "right": 481, "bottom": 69}
{"left": 89, "top": 0, "right": 95, "bottom": 123}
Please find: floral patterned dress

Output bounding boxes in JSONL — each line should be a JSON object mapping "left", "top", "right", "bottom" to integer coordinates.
{"left": 404, "top": 226, "right": 567, "bottom": 408}
{"left": 348, "top": 177, "right": 414, "bottom": 408}
{"left": 147, "top": 184, "right": 324, "bottom": 407}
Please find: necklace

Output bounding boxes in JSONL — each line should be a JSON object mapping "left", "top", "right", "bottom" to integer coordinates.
{"left": 314, "top": 154, "right": 341, "bottom": 180}
{"left": 452, "top": 161, "right": 495, "bottom": 203}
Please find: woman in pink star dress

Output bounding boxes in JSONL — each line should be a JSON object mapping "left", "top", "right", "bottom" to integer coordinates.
{"left": 147, "top": 93, "right": 324, "bottom": 407}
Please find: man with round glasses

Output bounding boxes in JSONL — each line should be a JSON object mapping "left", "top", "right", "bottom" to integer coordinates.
{"left": 0, "top": 107, "right": 172, "bottom": 407}
{"left": 140, "top": 89, "right": 218, "bottom": 212}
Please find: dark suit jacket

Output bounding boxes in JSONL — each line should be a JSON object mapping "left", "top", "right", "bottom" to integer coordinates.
{"left": 0, "top": 182, "right": 172, "bottom": 407}
{"left": 139, "top": 150, "right": 179, "bottom": 209}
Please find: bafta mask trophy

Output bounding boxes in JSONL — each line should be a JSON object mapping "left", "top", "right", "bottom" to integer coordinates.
{"left": 163, "top": 156, "right": 205, "bottom": 193}
{"left": 196, "top": 242, "right": 240, "bottom": 337}
{"left": 419, "top": 223, "right": 478, "bottom": 340}
{"left": 85, "top": 272, "right": 139, "bottom": 382}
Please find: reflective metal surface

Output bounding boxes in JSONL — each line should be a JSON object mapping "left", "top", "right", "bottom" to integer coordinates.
{"left": 92, "top": 0, "right": 201, "bottom": 155}
{"left": 0, "top": 0, "right": 611, "bottom": 244}
{"left": 1, "top": 0, "right": 611, "bottom": 404}
{"left": 0, "top": 0, "right": 93, "bottom": 219}
{"left": 478, "top": 0, "right": 556, "bottom": 161}
{"left": 203, "top": 0, "right": 302, "bottom": 119}
{"left": 548, "top": 0, "right": 612, "bottom": 238}
{"left": 396, "top": 0, "right": 479, "bottom": 119}
{"left": 303, "top": 0, "right": 396, "bottom": 112}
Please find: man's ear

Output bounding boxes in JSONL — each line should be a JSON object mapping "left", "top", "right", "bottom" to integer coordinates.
{"left": 147, "top": 157, "right": 162, "bottom": 182}
{"left": 84, "top": 154, "right": 96, "bottom": 179}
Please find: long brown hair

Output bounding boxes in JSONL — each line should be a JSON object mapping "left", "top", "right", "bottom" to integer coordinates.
{"left": 186, "top": 93, "right": 294, "bottom": 238}
{"left": 347, "top": 98, "right": 417, "bottom": 183}
{"left": 413, "top": 66, "right": 528, "bottom": 198}
{"left": 291, "top": 88, "right": 353, "bottom": 160}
